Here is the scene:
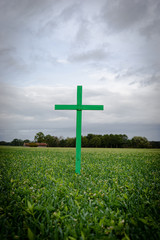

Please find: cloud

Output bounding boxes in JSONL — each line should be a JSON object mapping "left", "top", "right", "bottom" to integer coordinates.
{"left": 0, "top": 1, "right": 73, "bottom": 65}
{"left": 60, "top": 2, "right": 80, "bottom": 21}
{"left": 69, "top": 48, "right": 110, "bottom": 63}
{"left": 114, "top": 68, "right": 160, "bottom": 87}
{"left": 0, "top": 83, "right": 159, "bottom": 141}
{"left": 140, "top": 18, "right": 160, "bottom": 38}
{"left": 100, "top": 0, "right": 160, "bottom": 45}
{"left": 101, "top": 0, "right": 148, "bottom": 32}
{"left": 75, "top": 19, "right": 91, "bottom": 44}
{"left": 0, "top": 0, "right": 159, "bottom": 141}
{"left": 140, "top": 0, "right": 160, "bottom": 38}
{"left": 137, "top": 74, "right": 160, "bottom": 87}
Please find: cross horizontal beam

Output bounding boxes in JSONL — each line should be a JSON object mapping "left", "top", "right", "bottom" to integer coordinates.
{"left": 55, "top": 105, "right": 77, "bottom": 110}
{"left": 55, "top": 104, "right": 104, "bottom": 111}
{"left": 81, "top": 105, "right": 104, "bottom": 110}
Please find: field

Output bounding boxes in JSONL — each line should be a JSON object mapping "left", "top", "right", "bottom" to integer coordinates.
{"left": 0, "top": 147, "right": 160, "bottom": 240}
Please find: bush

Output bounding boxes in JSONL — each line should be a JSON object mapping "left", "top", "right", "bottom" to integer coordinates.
{"left": 29, "top": 143, "right": 38, "bottom": 147}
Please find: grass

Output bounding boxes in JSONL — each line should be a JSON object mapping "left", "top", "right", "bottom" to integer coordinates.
{"left": 0, "top": 146, "right": 160, "bottom": 239}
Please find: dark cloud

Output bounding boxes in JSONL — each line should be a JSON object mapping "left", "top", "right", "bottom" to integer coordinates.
{"left": 101, "top": 0, "right": 160, "bottom": 37}
{"left": 140, "top": 18, "right": 160, "bottom": 38}
{"left": 101, "top": 0, "right": 148, "bottom": 31}
{"left": 140, "top": 0, "right": 160, "bottom": 38}
{"left": 0, "top": 0, "right": 59, "bottom": 20}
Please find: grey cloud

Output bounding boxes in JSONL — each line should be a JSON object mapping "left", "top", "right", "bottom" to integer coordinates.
{"left": 0, "top": 47, "right": 29, "bottom": 74}
{"left": 140, "top": 0, "right": 160, "bottom": 38}
{"left": 139, "top": 74, "right": 160, "bottom": 87}
{"left": 60, "top": 2, "right": 80, "bottom": 21}
{"left": 0, "top": 48, "right": 15, "bottom": 55}
{"left": 0, "top": 84, "right": 77, "bottom": 123}
{"left": 114, "top": 66, "right": 160, "bottom": 87}
{"left": 0, "top": 84, "right": 160, "bottom": 141}
{"left": 0, "top": 1, "right": 65, "bottom": 46}
{"left": 0, "top": 0, "right": 63, "bottom": 41}
{"left": 0, "top": 0, "right": 59, "bottom": 20}
{"left": 0, "top": 0, "right": 84, "bottom": 82}
{"left": 84, "top": 86, "right": 160, "bottom": 126}
{"left": 75, "top": 19, "right": 91, "bottom": 44}
{"left": 101, "top": 0, "right": 160, "bottom": 39}
{"left": 0, "top": 84, "right": 78, "bottom": 141}
{"left": 140, "top": 18, "right": 160, "bottom": 38}
{"left": 36, "top": 1, "right": 79, "bottom": 36}
{"left": 0, "top": 47, "right": 16, "bottom": 69}
{"left": 124, "top": 70, "right": 160, "bottom": 87}
{"left": 101, "top": 0, "right": 148, "bottom": 32}
{"left": 69, "top": 48, "right": 109, "bottom": 63}
{"left": 130, "top": 76, "right": 160, "bottom": 87}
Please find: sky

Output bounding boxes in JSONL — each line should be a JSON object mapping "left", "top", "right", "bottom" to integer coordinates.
{"left": 0, "top": 0, "right": 160, "bottom": 142}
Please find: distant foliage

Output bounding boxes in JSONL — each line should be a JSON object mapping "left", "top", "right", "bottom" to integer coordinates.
{"left": 34, "top": 132, "right": 45, "bottom": 143}
{"left": 11, "top": 138, "right": 24, "bottom": 146}
{"left": 0, "top": 132, "right": 159, "bottom": 148}
{"left": 131, "top": 136, "right": 151, "bottom": 148}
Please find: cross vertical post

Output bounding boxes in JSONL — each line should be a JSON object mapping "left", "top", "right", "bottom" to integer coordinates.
{"left": 76, "top": 86, "right": 82, "bottom": 174}
{"left": 54, "top": 85, "right": 104, "bottom": 174}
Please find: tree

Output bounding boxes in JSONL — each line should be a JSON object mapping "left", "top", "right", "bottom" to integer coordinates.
{"left": 34, "top": 132, "right": 45, "bottom": 143}
{"left": 150, "top": 141, "right": 160, "bottom": 148}
{"left": 0, "top": 141, "right": 10, "bottom": 146}
{"left": 45, "top": 135, "right": 59, "bottom": 147}
{"left": 23, "top": 139, "right": 30, "bottom": 143}
{"left": 131, "top": 136, "right": 151, "bottom": 148}
{"left": 102, "top": 134, "right": 109, "bottom": 148}
{"left": 86, "top": 134, "right": 96, "bottom": 147}
{"left": 11, "top": 139, "right": 23, "bottom": 146}
{"left": 90, "top": 136, "right": 101, "bottom": 148}
{"left": 81, "top": 136, "right": 88, "bottom": 147}
{"left": 86, "top": 134, "right": 95, "bottom": 141}
{"left": 59, "top": 138, "right": 66, "bottom": 147}
{"left": 115, "top": 134, "right": 128, "bottom": 148}
{"left": 66, "top": 137, "right": 76, "bottom": 147}
{"left": 121, "top": 134, "right": 128, "bottom": 147}
{"left": 108, "top": 134, "right": 117, "bottom": 148}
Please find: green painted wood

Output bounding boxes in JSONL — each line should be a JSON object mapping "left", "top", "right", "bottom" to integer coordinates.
{"left": 55, "top": 104, "right": 103, "bottom": 111}
{"left": 55, "top": 105, "right": 77, "bottom": 110}
{"left": 75, "top": 86, "right": 82, "bottom": 174}
{"left": 54, "top": 85, "right": 104, "bottom": 174}
{"left": 81, "top": 105, "right": 104, "bottom": 110}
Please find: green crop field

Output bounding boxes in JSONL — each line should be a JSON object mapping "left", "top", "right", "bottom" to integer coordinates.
{"left": 0, "top": 147, "right": 160, "bottom": 240}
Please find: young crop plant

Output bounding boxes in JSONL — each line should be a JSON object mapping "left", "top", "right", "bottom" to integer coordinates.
{"left": 0, "top": 147, "right": 160, "bottom": 239}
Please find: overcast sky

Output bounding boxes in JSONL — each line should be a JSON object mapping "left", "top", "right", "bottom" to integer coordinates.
{"left": 0, "top": 0, "right": 160, "bottom": 141}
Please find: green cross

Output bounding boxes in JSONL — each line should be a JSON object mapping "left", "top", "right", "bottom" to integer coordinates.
{"left": 55, "top": 86, "right": 104, "bottom": 174}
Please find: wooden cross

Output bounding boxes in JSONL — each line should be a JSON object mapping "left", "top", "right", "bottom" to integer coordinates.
{"left": 55, "top": 86, "right": 104, "bottom": 174}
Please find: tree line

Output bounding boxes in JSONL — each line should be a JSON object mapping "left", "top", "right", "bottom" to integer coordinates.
{"left": 0, "top": 132, "right": 160, "bottom": 148}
